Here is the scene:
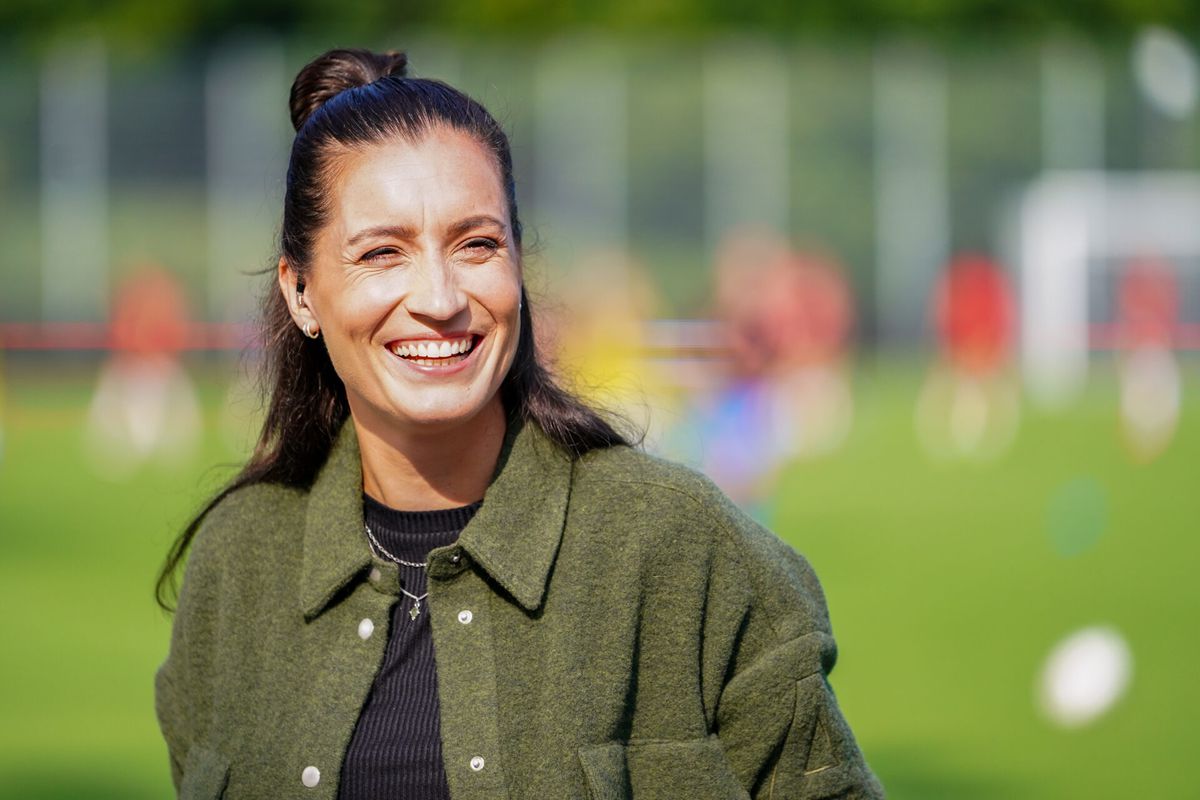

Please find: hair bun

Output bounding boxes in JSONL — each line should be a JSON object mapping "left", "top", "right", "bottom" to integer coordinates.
{"left": 288, "top": 48, "right": 409, "bottom": 132}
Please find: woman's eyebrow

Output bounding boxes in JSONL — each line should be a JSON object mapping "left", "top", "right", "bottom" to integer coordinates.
{"left": 345, "top": 216, "right": 504, "bottom": 248}
{"left": 345, "top": 224, "right": 417, "bottom": 248}
{"left": 445, "top": 215, "right": 505, "bottom": 239}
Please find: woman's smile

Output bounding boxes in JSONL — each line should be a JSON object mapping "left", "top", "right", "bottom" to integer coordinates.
{"left": 385, "top": 333, "right": 480, "bottom": 371}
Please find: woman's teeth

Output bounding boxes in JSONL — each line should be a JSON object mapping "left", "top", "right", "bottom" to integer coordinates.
{"left": 389, "top": 336, "right": 475, "bottom": 364}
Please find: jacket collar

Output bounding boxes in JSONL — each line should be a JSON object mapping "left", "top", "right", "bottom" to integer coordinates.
{"left": 300, "top": 415, "right": 573, "bottom": 620}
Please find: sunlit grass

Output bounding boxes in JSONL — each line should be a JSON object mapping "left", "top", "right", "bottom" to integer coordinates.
{"left": 1, "top": 356, "right": 1195, "bottom": 798}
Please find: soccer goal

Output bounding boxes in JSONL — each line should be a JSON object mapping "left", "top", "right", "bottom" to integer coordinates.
{"left": 1013, "top": 171, "right": 1200, "bottom": 406}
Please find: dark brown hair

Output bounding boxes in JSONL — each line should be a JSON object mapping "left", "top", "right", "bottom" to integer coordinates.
{"left": 156, "top": 48, "right": 630, "bottom": 610}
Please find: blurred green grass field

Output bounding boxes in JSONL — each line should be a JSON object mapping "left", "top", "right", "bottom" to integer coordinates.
{"left": 1, "top": 357, "right": 1196, "bottom": 798}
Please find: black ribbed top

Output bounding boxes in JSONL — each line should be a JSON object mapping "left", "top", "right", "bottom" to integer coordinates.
{"left": 336, "top": 495, "right": 481, "bottom": 800}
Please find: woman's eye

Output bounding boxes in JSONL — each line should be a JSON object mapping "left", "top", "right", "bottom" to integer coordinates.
{"left": 362, "top": 247, "right": 399, "bottom": 262}
{"left": 463, "top": 238, "right": 499, "bottom": 254}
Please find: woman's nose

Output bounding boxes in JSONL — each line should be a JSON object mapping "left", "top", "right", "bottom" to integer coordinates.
{"left": 405, "top": 259, "right": 466, "bottom": 321}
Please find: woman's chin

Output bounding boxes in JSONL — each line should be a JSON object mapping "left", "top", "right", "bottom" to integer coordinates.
{"left": 370, "top": 392, "right": 503, "bottom": 437}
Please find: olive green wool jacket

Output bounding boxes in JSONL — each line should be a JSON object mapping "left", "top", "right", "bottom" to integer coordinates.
{"left": 156, "top": 417, "right": 884, "bottom": 799}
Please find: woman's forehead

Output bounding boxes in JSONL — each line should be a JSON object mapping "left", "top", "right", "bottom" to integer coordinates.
{"left": 327, "top": 129, "right": 506, "bottom": 234}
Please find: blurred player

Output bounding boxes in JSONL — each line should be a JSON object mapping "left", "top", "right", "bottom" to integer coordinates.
{"left": 85, "top": 265, "right": 201, "bottom": 476}
{"left": 916, "top": 253, "right": 1020, "bottom": 460}
{"left": 1116, "top": 257, "right": 1181, "bottom": 462}
{"left": 675, "top": 228, "right": 855, "bottom": 515}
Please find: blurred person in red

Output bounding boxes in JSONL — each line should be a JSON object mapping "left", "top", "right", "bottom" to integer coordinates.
{"left": 152, "top": 49, "right": 882, "bottom": 799}
{"left": 755, "top": 243, "right": 855, "bottom": 456}
{"left": 1115, "top": 256, "right": 1181, "bottom": 461}
{"left": 679, "top": 228, "right": 854, "bottom": 515}
{"left": 916, "top": 253, "right": 1021, "bottom": 460}
{"left": 85, "top": 264, "right": 201, "bottom": 475}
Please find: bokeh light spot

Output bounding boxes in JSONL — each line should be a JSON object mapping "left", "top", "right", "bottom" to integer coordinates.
{"left": 1039, "top": 626, "right": 1133, "bottom": 728}
{"left": 1133, "top": 26, "right": 1199, "bottom": 119}
{"left": 1046, "top": 476, "right": 1108, "bottom": 557}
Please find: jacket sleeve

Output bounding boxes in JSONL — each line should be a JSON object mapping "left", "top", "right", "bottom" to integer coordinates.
{"left": 712, "top": 517, "right": 885, "bottom": 799}
{"left": 155, "top": 656, "right": 188, "bottom": 790}
{"left": 156, "top": 586, "right": 195, "bottom": 792}
{"left": 155, "top": 509, "right": 225, "bottom": 794}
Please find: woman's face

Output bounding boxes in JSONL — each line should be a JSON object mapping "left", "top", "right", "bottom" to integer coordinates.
{"left": 282, "top": 127, "right": 521, "bottom": 439}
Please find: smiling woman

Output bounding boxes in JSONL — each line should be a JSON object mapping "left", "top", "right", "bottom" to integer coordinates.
{"left": 153, "top": 48, "right": 883, "bottom": 800}
{"left": 282, "top": 130, "right": 524, "bottom": 508}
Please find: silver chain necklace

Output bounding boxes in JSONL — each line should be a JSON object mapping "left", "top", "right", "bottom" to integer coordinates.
{"left": 363, "top": 523, "right": 429, "bottom": 621}
{"left": 364, "top": 523, "right": 427, "bottom": 568}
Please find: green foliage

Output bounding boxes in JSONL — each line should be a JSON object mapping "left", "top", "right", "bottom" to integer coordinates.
{"left": 2, "top": 0, "right": 1198, "bottom": 52}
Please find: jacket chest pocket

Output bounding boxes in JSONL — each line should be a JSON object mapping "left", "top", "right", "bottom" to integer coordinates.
{"left": 179, "top": 746, "right": 230, "bottom": 800}
{"left": 578, "top": 736, "right": 750, "bottom": 800}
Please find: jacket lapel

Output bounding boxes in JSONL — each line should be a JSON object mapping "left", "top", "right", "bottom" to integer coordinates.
{"left": 456, "top": 416, "right": 573, "bottom": 612}
{"left": 299, "top": 415, "right": 574, "bottom": 620}
{"left": 299, "top": 422, "right": 372, "bottom": 621}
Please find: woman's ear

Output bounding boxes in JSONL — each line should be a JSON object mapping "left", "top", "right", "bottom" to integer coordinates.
{"left": 278, "top": 257, "right": 314, "bottom": 324}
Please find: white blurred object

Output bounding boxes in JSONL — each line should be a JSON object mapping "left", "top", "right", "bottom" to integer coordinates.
{"left": 1014, "top": 173, "right": 1200, "bottom": 408}
{"left": 1039, "top": 626, "right": 1133, "bottom": 728}
{"left": 41, "top": 38, "right": 109, "bottom": 322}
{"left": 1119, "top": 345, "right": 1181, "bottom": 461}
{"left": 85, "top": 356, "right": 201, "bottom": 477}
{"left": 1133, "top": 27, "right": 1198, "bottom": 119}
{"left": 704, "top": 40, "right": 791, "bottom": 249}
{"left": 205, "top": 36, "right": 288, "bottom": 322}
{"left": 533, "top": 38, "right": 629, "bottom": 262}
{"left": 873, "top": 44, "right": 950, "bottom": 342}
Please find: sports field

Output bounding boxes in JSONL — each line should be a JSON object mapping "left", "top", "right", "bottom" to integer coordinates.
{"left": 0, "top": 357, "right": 1196, "bottom": 798}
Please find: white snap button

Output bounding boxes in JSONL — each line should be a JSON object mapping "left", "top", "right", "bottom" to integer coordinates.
{"left": 457, "top": 609, "right": 473, "bottom": 625}
{"left": 358, "top": 618, "right": 375, "bottom": 640}
{"left": 302, "top": 765, "right": 321, "bottom": 787}
{"left": 469, "top": 755, "right": 485, "bottom": 772}
{"left": 449, "top": 551, "right": 462, "bottom": 564}
{"left": 369, "top": 567, "right": 382, "bottom": 582}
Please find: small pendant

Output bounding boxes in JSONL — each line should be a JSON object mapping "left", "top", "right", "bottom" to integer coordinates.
{"left": 409, "top": 600, "right": 421, "bottom": 621}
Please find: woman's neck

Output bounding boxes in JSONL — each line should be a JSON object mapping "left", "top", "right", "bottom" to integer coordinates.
{"left": 351, "top": 399, "right": 507, "bottom": 511}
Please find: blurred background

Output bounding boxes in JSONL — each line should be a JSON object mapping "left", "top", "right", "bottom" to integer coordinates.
{"left": 2, "top": 2, "right": 1198, "bottom": 798}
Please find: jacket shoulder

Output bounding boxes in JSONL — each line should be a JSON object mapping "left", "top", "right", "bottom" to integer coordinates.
{"left": 574, "top": 444, "right": 778, "bottom": 546}
{"left": 575, "top": 443, "right": 728, "bottom": 505}
{"left": 186, "top": 480, "right": 307, "bottom": 573}
{"left": 574, "top": 445, "right": 831, "bottom": 643}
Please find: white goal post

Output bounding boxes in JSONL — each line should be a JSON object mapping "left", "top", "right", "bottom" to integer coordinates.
{"left": 1014, "top": 171, "right": 1200, "bottom": 407}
